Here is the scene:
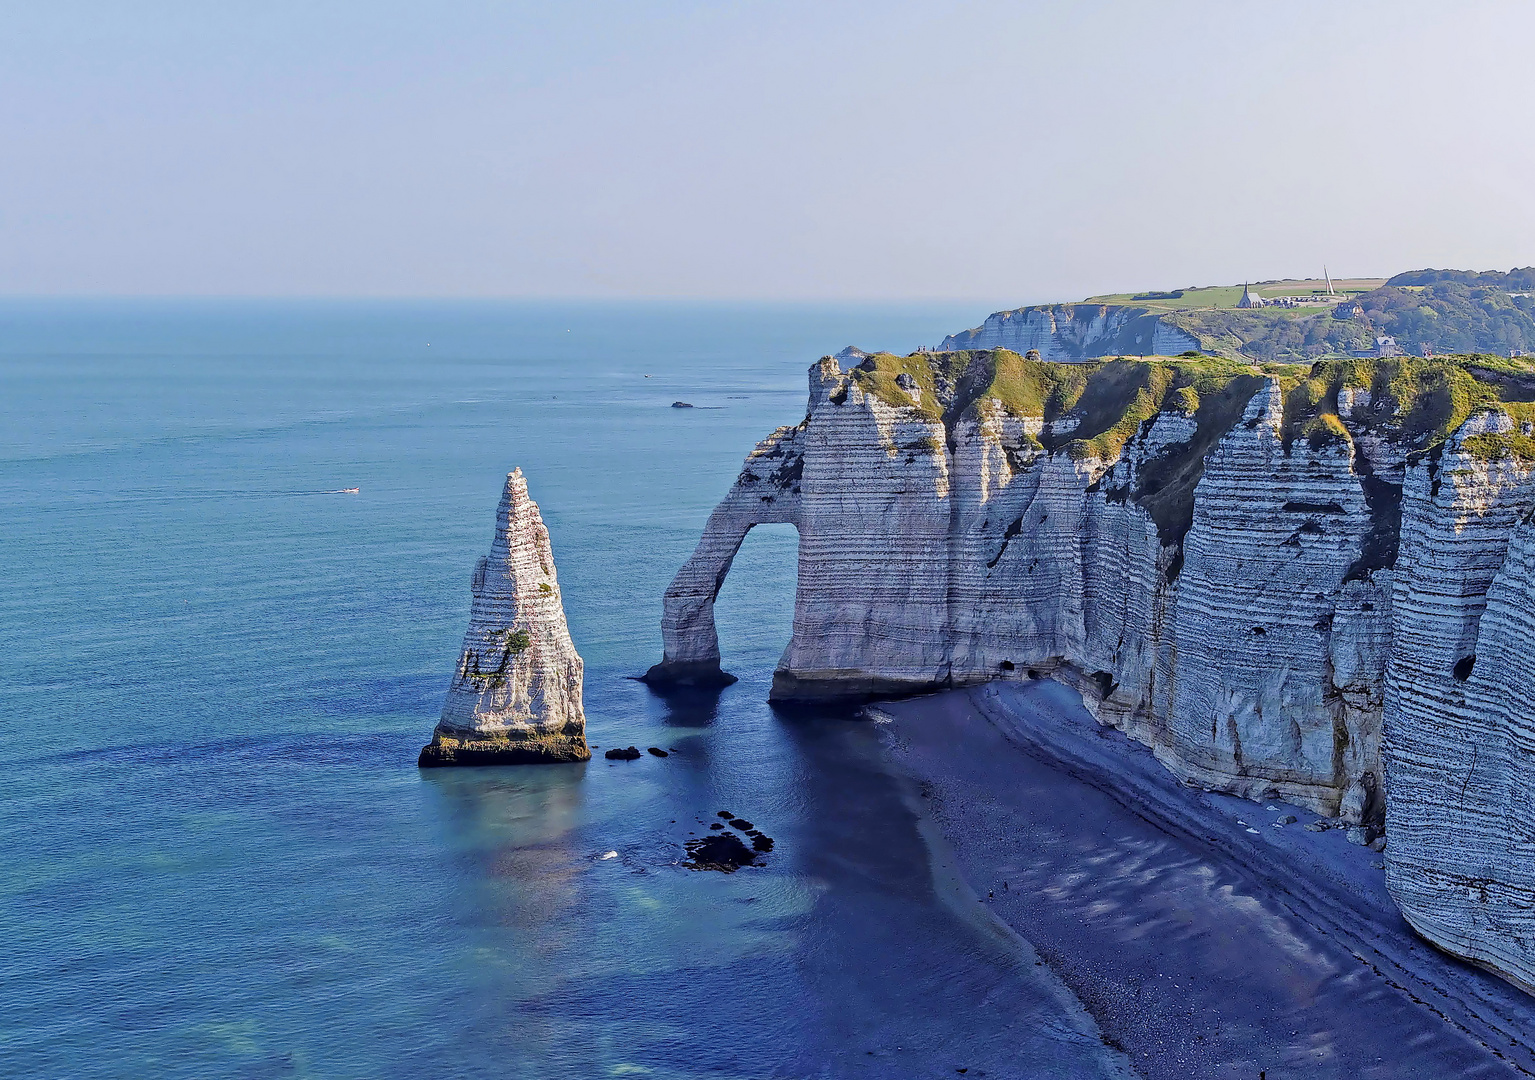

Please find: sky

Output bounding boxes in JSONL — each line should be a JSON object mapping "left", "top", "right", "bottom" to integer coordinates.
{"left": 3, "top": 0, "right": 1534, "bottom": 302}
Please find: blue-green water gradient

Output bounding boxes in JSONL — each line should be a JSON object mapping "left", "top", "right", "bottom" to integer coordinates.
{"left": 0, "top": 300, "right": 1120, "bottom": 1079}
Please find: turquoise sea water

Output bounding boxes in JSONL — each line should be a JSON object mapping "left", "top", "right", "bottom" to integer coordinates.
{"left": 0, "top": 301, "right": 1124, "bottom": 1079}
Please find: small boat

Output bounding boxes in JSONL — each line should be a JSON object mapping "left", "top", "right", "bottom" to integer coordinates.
{"left": 671, "top": 401, "right": 695, "bottom": 409}
{"left": 342, "top": 487, "right": 360, "bottom": 494}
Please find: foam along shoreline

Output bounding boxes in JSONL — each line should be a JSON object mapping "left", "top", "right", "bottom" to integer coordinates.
{"left": 877, "top": 679, "right": 1535, "bottom": 1077}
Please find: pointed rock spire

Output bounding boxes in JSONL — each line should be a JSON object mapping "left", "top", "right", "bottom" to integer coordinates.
{"left": 419, "top": 469, "right": 590, "bottom": 766}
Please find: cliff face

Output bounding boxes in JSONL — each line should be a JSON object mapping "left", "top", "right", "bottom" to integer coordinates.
{"left": 420, "top": 469, "right": 589, "bottom": 766}
{"left": 1384, "top": 414, "right": 1535, "bottom": 987}
{"left": 650, "top": 348, "right": 1535, "bottom": 991}
{"left": 941, "top": 304, "right": 1199, "bottom": 359}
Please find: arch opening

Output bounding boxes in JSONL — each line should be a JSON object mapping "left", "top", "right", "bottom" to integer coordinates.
{"left": 712, "top": 522, "right": 801, "bottom": 685}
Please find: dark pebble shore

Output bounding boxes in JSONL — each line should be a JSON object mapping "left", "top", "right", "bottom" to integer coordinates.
{"left": 879, "top": 679, "right": 1535, "bottom": 1079}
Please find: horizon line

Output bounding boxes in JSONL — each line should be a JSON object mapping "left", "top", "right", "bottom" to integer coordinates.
{"left": 0, "top": 292, "right": 1022, "bottom": 306}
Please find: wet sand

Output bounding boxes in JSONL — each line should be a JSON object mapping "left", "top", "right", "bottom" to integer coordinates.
{"left": 879, "top": 680, "right": 1535, "bottom": 1079}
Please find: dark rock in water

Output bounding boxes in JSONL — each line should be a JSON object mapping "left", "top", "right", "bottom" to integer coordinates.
{"left": 646, "top": 747, "right": 669, "bottom": 757}
{"left": 604, "top": 746, "right": 642, "bottom": 760}
{"left": 709, "top": 823, "right": 724, "bottom": 830}
{"left": 746, "top": 831, "right": 775, "bottom": 852}
{"left": 638, "top": 658, "right": 738, "bottom": 689}
{"left": 684, "top": 832, "right": 758, "bottom": 872}
{"left": 717, "top": 810, "right": 735, "bottom": 819}
{"left": 671, "top": 401, "right": 695, "bottom": 409}
{"left": 728, "top": 818, "right": 753, "bottom": 830}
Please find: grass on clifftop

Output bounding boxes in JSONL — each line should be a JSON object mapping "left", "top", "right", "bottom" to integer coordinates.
{"left": 1050, "top": 357, "right": 1261, "bottom": 461}
{"left": 845, "top": 351, "right": 959, "bottom": 423}
{"left": 1277, "top": 355, "right": 1535, "bottom": 456}
{"left": 1082, "top": 280, "right": 1386, "bottom": 312}
{"left": 841, "top": 350, "right": 1535, "bottom": 582}
{"left": 847, "top": 350, "right": 1535, "bottom": 463}
{"left": 849, "top": 350, "right": 1261, "bottom": 461}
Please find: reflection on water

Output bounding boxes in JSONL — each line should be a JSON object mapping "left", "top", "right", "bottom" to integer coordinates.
{"left": 647, "top": 684, "right": 728, "bottom": 728}
{"left": 399, "top": 673, "right": 1130, "bottom": 1078}
{"left": 424, "top": 765, "right": 588, "bottom": 904}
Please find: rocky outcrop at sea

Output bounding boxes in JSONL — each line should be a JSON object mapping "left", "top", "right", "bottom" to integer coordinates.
{"left": 419, "top": 468, "right": 589, "bottom": 766}
{"left": 649, "top": 347, "right": 1535, "bottom": 993}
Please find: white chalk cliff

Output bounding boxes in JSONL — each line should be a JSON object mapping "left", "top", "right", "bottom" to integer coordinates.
{"left": 1384, "top": 413, "right": 1535, "bottom": 989}
{"left": 421, "top": 468, "right": 589, "bottom": 766}
{"left": 941, "top": 304, "right": 1200, "bottom": 359}
{"left": 649, "top": 348, "right": 1535, "bottom": 992}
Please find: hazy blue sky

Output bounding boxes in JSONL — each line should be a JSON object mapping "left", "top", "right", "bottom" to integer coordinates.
{"left": 4, "top": 1, "right": 1533, "bottom": 301}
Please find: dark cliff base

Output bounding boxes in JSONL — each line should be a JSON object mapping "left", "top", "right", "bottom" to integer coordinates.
{"left": 641, "top": 659, "right": 965, "bottom": 709}
{"left": 637, "top": 659, "right": 738, "bottom": 689}
{"left": 767, "top": 669, "right": 961, "bottom": 707}
{"left": 417, "top": 725, "right": 591, "bottom": 767}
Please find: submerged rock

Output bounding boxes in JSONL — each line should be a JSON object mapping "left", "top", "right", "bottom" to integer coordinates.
{"left": 419, "top": 469, "right": 589, "bottom": 767}
{"left": 646, "top": 746, "right": 669, "bottom": 757}
{"left": 684, "top": 833, "right": 759, "bottom": 872}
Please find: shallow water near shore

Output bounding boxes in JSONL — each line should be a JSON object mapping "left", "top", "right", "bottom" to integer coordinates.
{"left": 0, "top": 300, "right": 1133, "bottom": 1078}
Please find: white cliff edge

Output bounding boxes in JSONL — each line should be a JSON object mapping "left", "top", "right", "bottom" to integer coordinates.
{"left": 941, "top": 304, "right": 1200, "bottom": 359}
{"left": 650, "top": 348, "right": 1535, "bottom": 993}
{"left": 420, "top": 468, "right": 589, "bottom": 766}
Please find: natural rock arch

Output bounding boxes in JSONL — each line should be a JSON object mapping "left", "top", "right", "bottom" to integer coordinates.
{"left": 641, "top": 424, "right": 805, "bottom": 688}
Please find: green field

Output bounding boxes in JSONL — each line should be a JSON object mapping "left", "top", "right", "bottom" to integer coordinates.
{"left": 1084, "top": 279, "right": 1387, "bottom": 312}
{"left": 956, "top": 274, "right": 1533, "bottom": 362}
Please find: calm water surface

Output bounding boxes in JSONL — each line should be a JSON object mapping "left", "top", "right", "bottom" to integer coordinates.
{"left": 0, "top": 301, "right": 1123, "bottom": 1078}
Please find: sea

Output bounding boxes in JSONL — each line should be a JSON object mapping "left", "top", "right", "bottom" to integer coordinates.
{"left": 0, "top": 300, "right": 1130, "bottom": 1079}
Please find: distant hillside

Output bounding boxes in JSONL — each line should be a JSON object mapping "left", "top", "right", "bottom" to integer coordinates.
{"left": 942, "top": 271, "right": 1535, "bottom": 362}
{"left": 1387, "top": 267, "right": 1535, "bottom": 290}
{"left": 1346, "top": 282, "right": 1535, "bottom": 356}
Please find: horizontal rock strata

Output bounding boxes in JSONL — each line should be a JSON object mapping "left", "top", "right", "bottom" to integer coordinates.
{"left": 653, "top": 347, "right": 1535, "bottom": 991}
{"left": 420, "top": 469, "right": 589, "bottom": 767}
{"left": 1385, "top": 413, "right": 1535, "bottom": 988}
{"left": 941, "top": 304, "right": 1199, "bottom": 359}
